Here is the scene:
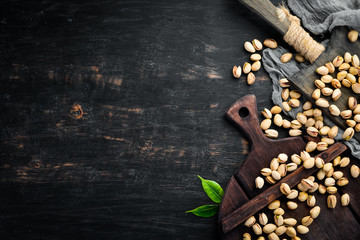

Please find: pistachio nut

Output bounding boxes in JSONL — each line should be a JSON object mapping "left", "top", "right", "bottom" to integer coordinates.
{"left": 286, "top": 201, "right": 298, "bottom": 210}
{"left": 303, "top": 158, "right": 314, "bottom": 169}
{"left": 310, "top": 206, "right": 321, "bottom": 218}
{"left": 328, "top": 126, "right": 339, "bottom": 138}
{"left": 348, "top": 29, "right": 359, "bottom": 42}
{"left": 347, "top": 73, "right": 357, "bottom": 83}
{"left": 346, "top": 120, "right": 356, "bottom": 128}
{"left": 301, "top": 216, "right": 313, "bottom": 227}
{"left": 261, "top": 118, "right": 272, "bottom": 130}
{"left": 295, "top": 53, "right": 305, "bottom": 63}
{"left": 332, "top": 56, "right": 344, "bottom": 67}
{"left": 319, "top": 126, "right": 330, "bottom": 135}
{"left": 243, "top": 233, "right": 251, "bottom": 240}
{"left": 273, "top": 207, "right": 285, "bottom": 216}
{"left": 243, "top": 62, "right": 252, "bottom": 74}
{"left": 271, "top": 170, "right": 281, "bottom": 181}
{"left": 332, "top": 88, "right": 341, "bottom": 101}
{"left": 352, "top": 54, "right": 359, "bottom": 67}
{"left": 282, "top": 119, "right": 291, "bottom": 129}
{"left": 307, "top": 175, "right": 315, "bottom": 182}
{"left": 282, "top": 88, "right": 289, "bottom": 100}
{"left": 259, "top": 212, "right": 268, "bottom": 225}
{"left": 263, "top": 223, "right": 277, "bottom": 234}
{"left": 301, "top": 179, "right": 314, "bottom": 190}
{"left": 296, "top": 113, "right": 307, "bottom": 125}
{"left": 317, "top": 142, "right": 328, "bottom": 151}
{"left": 280, "top": 183, "right": 291, "bottom": 195}
{"left": 265, "top": 129, "right": 278, "bottom": 139}
{"left": 321, "top": 137, "right": 335, "bottom": 145}
{"left": 318, "top": 184, "right": 326, "bottom": 194}
{"left": 329, "top": 104, "right": 340, "bottom": 116}
{"left": 244, "top": 41, "right": 256, "bottom": 53}
{"left": 303, "top": 109, "right": 314, "bottom": 117}
{"left": 321, "top": 87, "right": 333, "bottom": 96}
{"left": 247, "top": 72, "right": 256, "bottom": 85}
{"left": 274, "top": 214, "right": 284, "bottom": 226}
{"left": 232, "top": 66, "right": 242, "bottom": 78}
{"left": 321, "top": 74, "right": 333, "bottom": 83}
{"left": 350, "top": 164, "right": 360, "bottom": 178}
{"left": 270, "top": 158, "right": 279, "bottom": 171}
{"left": 332, "top": 171, "right": 344, "bottom": 180}
{"left": 281, "top": 53, "right": 293, "bottom": 63}
{"left": 290, "top": 90, "right": 301, "bottom": 99}
{"left": 333, "top": 56, "right": 344, "bottom": 67}
{"left": 291, "top": 154, "right": 302, "bottom": 165}
{"left": 315, "top": 157, "right": 324, "bottom": 168}
{"left": 317, "top": 169, "right": 326, "bottom": 181}
{"left": 297, "top": 182, "right": 308, "bottom": 192}
{"left": 297, "top": 225, "right": 309, "bottom": 235}
{"left": 244, "top": 215, "right": 256, "bottom": 227}
{"left": 327, "top": 195, "right": 337, "bottom": 208}
{"left": 268, "top": 232, "right": 280, "bottom": 240}
{"left": 255, "top": 176, "right": 264, "bottom": 189}
{"left": 354, "top": 114, "right": 360, "bottom": 122}
{"left": 257, "top": 236, "right": 265, "bottom": 240}
{"left": 324, "top": 177, "right": 335, "bottom": 186}
{"left": 303, "top": 101, "right": 312, "bottom": 110}
{"left": 271, "top": 105, "right": 282, "bottom": 114}
{"left": 323, "top": 163, "right": 333, "bottom": 173}
{"left": 315, "top": 98, "right": 329, "bottom": 108}
{"left": 327, "top": 186, "right": 338, "bottom": 194}
{"left": 326, "top": 167, "right": 335, "bottom": 177}
{"left": 351, "top": 83, "right": 360, "bottom": 94}
{"left": 341, "top": 193, "right": 350, "bottom": 206}
{"left": 252, "top": 39, "right": 263, "bottom": 51}
{"left": 339, "top": 62, "right": 350, "bottom": 71}
{"left": 275, "top": 226, "right": 287, "bottom": 236}
{"left": 263, "top": 39, "right": 278, "bottom": 49}
{"left": 251, "top": 61, "right": 261, "bottom": 72}
{"left": 261, "top": 168, "right": 272, "bottom": 176}
{"left": 298, "top": 192, "right": 308, "bottom": 202}
{"left": 250, "top": 53, "right": 262, "bottom": 61}
{"left": 286, "top": 189, "right": 298, "bottom": 199}
{"left": 307, "top": 195, "right": 316, "bottom": 207}
{"left": 305, "top": 118, "right": 315, "bottom": 128}
{"left": 325, "top": 61, "right": 335, "bottom": 73}
{"left": 306, "top": 127, "right": 318, "bottom": 137}
{"left": 316, "top": 66, "right": 329, "bottom": 75}
{"left": 279, "top": 78, "right": 290, "bottom": 88}
{"left": 253, "top": 223, "right": 262, "bottom": 235}
{"left": 340, "top": 110, "right": 352, "bottom": 119}
{"left": 343, "top": 127, "right": 355, "bottom": 140}
{"left": 266, "top": 176, "right": 276, "bottom": 184}
{"left": 291, "top": 120, "right": 302, "bottom": 129}
{"left": 289, "top": 98, "right": 300, "bottom": 108}
{"left": 268, "top": 200, "right": 280, "bottom": 210}
{"left": 300, "top": 151, "right": 310, "bottom": 161}
{"left": 331, "top": 78, "right": 341, "bottom": 88}
{"left": 337, "top": 70, "right": 347, "bottom": 80}
{"left": 277, "top": 164, "right": 287, "bottom": 177}
{"left": 349, "top": 66, "right": 359, "bottom": 75}
{"left": 284, "top": 218, "right": 297, "bottom": 226}
{"left": 342, "top": 78, "right": 352, "bottom": 88}
{"left": 305, "top": 141, "right": 317, "bottom": 153}
{"left": 272, "top": 114, "right": 283, "bottom": 127}
{"left": 344, "top": 52, "right": 352, "bottom": 63}
{"left": 309, "top": 182, "right": 319, "bottom": 193}
{"left": 333, "top": 156, "right": 341, "bottom": 166}
{"left": 286, "top": 227, "right": 297, "bottom": 238}
{"left": 314, "top": 120, "right": 324, "bottom": 130}
{"left": 286, "top": 162, "right": 298, "bottom": 172}
{"left": 356, "top": 123, "right": 360, "bottom": 132}
{"left": 337, "top": 177, "right": 349, "bottom": 186}
{"left": 282, "top": 101, "right": 291, "bottom": 112}
{"left": 340, "top": 157, "right": 350, "bottom": 167}
{"left": 289, "top": 129, "right": 302, "bottom": 136}
{"left": 312, "top": 88, "right": 321, "bottom": 100}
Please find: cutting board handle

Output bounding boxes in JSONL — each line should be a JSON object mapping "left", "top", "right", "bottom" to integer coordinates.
{"left": 239, "top": 0, "right": 290, "bottom": 35}
{"left": 226, "top": 95, "right": 267, "bottom": 146}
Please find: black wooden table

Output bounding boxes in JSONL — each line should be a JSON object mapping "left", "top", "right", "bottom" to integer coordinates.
{"left": 0, "top": 0, "right": 284, "bottom": 239}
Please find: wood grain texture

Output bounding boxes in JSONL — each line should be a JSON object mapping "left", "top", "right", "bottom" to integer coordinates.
{"left": 290, "top": 27, "right": 360, "bottom": 142}
{"left": 0, "top": 0, "right": 284, "bottom": 239}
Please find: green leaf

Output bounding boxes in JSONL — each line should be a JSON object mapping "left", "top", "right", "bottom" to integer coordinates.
{"left": 198, "top": 175, "right": 224, "bottom": 203}
{"left": 185, "top": 204, "right": 219, "bottom": 217}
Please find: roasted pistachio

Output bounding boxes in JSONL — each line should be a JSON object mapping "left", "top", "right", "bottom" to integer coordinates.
{"left": 341, "top": 193, "right": 350, "bottom": 206}
{"left": 327, "top": 195, "right": 337, "bottom": 208}
{"left": 255, "top": 176, "right": 265, "bottom": 189}
{"left": 244, "top": 41, "right": 256, "bottom": 53}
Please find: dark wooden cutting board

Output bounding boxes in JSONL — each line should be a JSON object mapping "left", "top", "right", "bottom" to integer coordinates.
{"left": 218, "top": 95, "right": 360, "bottom": 240}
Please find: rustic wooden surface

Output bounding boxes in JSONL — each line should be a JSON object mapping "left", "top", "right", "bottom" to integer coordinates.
{"left": 1, "top": 0, "right": 358, "bottom": 239}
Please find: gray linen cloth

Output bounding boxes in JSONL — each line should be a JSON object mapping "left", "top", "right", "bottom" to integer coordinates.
{"left": 262, "top": 0, "right": 360, "bottom": 157}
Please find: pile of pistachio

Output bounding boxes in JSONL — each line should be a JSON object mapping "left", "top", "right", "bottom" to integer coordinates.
{"left": 232, "top": 38, "right": 278, "bottom": 85}
{"left": 312, "top": 51, "right": 360, "bottom": 141}
{"left": 246, "top": 151, "right": 359, "bottom": 240}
